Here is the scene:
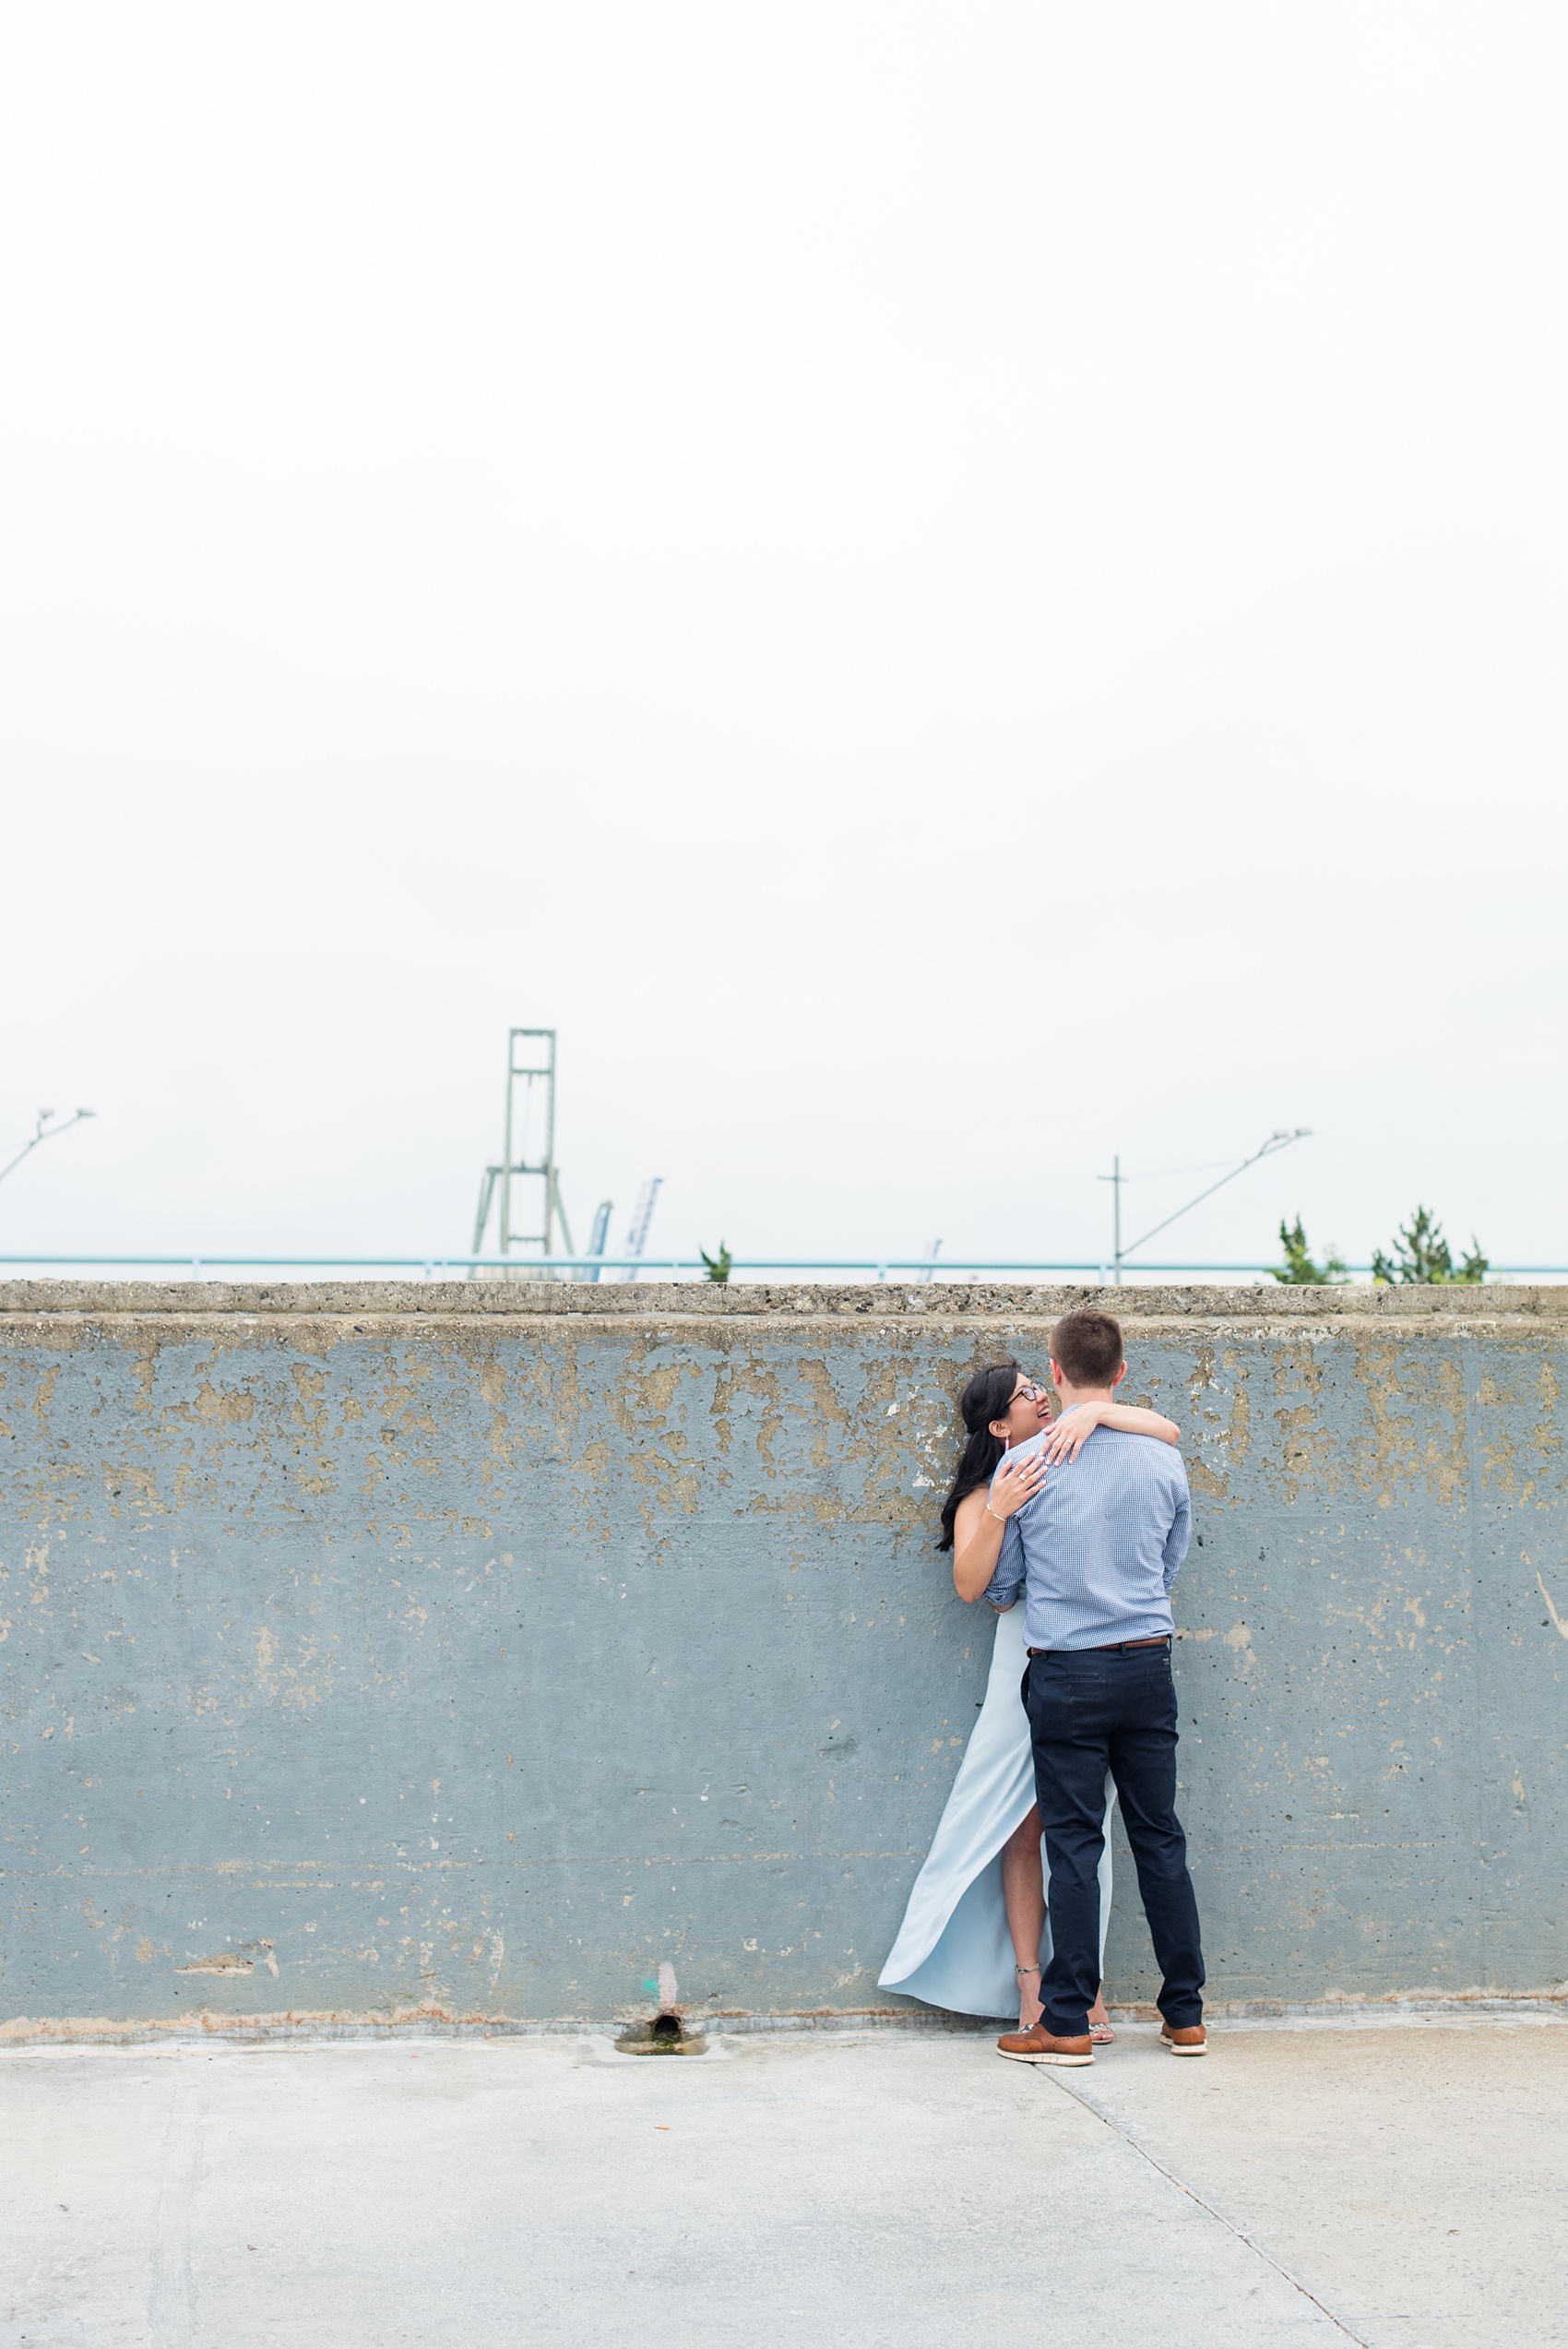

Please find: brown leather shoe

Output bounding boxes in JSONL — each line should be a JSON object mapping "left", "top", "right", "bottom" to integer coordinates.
{"left": 1160, "top": 2022, "right": 1207, "bottom": 2057}
{"left": 996, "top": 2023, "right": 1094, "bottom": 2067}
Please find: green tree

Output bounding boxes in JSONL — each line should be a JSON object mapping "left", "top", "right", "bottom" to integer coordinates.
{"left": 1271, "top": 1217, "right": 1349, "bottom": 1285}
{"left": 1370, "top": 1205, "right": 1487, "bottom": 1285}
{"left": 700, "top": 1242, "right": 732, "bottom": 1284}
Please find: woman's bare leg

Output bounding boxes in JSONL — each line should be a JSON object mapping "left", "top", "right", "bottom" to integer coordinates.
{"left": 1005, "top": 1804, "right": 1113, "bottom": 2035}
{"left": 1001, "top": 1806, "right": 1047, "bottom": 2029}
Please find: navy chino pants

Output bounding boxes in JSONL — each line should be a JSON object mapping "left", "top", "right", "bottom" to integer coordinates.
{"left": 1022, "top": 1643, "right": 1206, "bottom": 2038}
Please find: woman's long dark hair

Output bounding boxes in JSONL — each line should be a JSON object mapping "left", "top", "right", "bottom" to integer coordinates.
{"left": 936, "top": 1358, "right": 1024, "bottom": 1551}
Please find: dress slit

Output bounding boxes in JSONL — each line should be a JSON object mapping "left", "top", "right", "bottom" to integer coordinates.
{"left": 878, "top": 1606, "right": 1116, "bottom": 2018}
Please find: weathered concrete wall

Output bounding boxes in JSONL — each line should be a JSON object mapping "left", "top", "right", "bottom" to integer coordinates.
{"left": 3, "top": 1281, "right": 1565, "bottom": 2036}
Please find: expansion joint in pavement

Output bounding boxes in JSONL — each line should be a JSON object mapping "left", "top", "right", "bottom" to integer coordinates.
{"left": 1043, "top": 2071, "right": 1372, "bottom": 2346}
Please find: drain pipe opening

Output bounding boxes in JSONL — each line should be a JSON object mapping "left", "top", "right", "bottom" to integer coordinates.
{"left": 614, "top": 1962, "right": 708, "bottom": 2057}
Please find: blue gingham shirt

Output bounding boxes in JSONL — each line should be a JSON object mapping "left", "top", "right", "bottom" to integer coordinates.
{"left": 981, "top": 1417, "right": 1191, "bottom": 1650}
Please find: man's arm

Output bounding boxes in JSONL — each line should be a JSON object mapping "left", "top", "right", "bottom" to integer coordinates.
{"left": 1161, "top": 1462, "right": 1192, "bottom": 1592}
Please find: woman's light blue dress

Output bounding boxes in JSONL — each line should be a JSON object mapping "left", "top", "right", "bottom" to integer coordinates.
{"left": 878, "top": 1604, "right": 1117, "bottom": 2018}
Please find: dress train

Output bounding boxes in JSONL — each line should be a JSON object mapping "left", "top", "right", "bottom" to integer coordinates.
{"left": 878, "top": 1604, "right": 1116, "bottom": 2018}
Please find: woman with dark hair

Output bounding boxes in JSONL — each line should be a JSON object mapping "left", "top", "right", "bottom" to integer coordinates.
{"left": 879, "top": 1358, "right": 1180, "bottom": 2034}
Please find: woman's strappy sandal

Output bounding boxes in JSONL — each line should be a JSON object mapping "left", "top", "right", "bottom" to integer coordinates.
{"left": 1017, "top": 1962, "right": 1115, "bottom": 2042}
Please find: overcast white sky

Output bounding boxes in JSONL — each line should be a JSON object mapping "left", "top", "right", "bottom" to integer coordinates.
{"left": 3, "top": 2, "right": 1565, "bottom": 1277}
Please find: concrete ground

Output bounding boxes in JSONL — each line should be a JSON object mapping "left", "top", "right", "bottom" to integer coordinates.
{"left": 2, "top": 2015, "right": 1562, "bottom": 2349}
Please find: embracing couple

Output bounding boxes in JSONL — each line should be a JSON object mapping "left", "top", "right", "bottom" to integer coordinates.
{"left": 879, "top": 1306, "right": 1206, "bottom": 2063}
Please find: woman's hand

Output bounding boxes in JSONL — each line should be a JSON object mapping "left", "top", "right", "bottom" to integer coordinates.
{"left": 1039, "top": 1404, "right": 1106, "bottom": 1465}
{"left": 951, "top": 1454, "right": 1046, "bottom": 1600}
{"left": 1039, "top": 1400, "right": 1182, "bottom": 1461}
{"left": 985, "top": 1449, "right": 1048, "bottom": 1519}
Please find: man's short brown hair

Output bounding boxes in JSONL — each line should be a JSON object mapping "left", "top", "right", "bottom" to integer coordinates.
{"left": 1050, "top": 1307, "right": 1124, "bottom": 1388}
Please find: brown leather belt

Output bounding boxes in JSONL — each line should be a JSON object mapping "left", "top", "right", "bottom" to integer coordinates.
{"left": 1027, "top": 1637, "right": 1170, "bottom": 1656}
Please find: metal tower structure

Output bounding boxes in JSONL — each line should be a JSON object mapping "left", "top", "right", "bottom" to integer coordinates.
{"left": 471, "top": 1030, "right": 575, "bottom": 1272}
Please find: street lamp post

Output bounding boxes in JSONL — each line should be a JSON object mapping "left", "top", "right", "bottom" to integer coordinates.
{"left": 0, "top": 1108, "right": 95, "bottom": 1192}
{"left": 1100, "top": 1128, "right": 1312, "bottom": 1283}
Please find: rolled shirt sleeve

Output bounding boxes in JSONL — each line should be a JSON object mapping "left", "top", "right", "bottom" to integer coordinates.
{"left": 1161, "top": 1465, "right": 1192, "bottom": 1592}
{"left": 981, "top": 1502, "right": 1027, "bottom": 1611}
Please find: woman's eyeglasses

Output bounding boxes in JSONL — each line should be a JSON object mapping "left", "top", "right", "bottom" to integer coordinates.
{"left": 1011, "top": 1379, "right": 1047, "bottom": 1404}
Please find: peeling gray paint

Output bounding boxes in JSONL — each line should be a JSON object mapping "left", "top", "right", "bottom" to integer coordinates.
{"left": 2, "top": 1282, "right": 1565, "bottom": 2037}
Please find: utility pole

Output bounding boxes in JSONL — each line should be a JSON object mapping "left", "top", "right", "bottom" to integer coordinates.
{"left": 1095, "top": 1155, "right": 1125, "bottom": 1282}
{"left": 1100, "top": 1129, "right": 1311, "bottom": 1283}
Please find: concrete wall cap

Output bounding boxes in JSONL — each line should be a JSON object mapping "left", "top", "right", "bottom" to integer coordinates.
{"left": 1, "top": 1277, "right": 1564, "bottom": 1324}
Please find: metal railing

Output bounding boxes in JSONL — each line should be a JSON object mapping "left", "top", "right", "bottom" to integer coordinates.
{"left": 1, "top": 1254, "right": 1565, "bottom": 1282}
